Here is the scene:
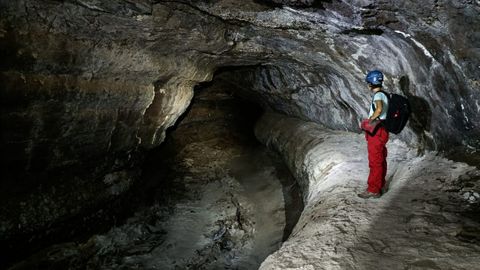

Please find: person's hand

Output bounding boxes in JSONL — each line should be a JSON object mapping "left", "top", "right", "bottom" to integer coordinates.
{"left": 361, "top": 119, "right": 370, "bottom": 130}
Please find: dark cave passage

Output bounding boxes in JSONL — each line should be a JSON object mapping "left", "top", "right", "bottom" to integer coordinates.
{"left": 2, "top": 1, "right": 480, "bottom": 269}
{"left": 9, "top": 68, "right": 304, "bottom": 270}
{"left": 135, "top": 71, "right": 304, "bottom": 269}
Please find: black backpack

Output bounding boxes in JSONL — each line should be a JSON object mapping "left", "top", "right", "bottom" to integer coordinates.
{"left": 372, "top": 91, "right": 411, "bottom": 134}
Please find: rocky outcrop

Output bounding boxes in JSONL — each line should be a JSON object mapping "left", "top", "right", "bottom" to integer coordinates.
{"left": 1, "top": 0, "right": 479, "bottom": 259}
{"left": 255, "top": 113, "right": 480, "bottom": 269}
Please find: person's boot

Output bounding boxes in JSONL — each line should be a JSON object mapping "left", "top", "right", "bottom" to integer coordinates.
{"left": 357, "top": 190, "right": 381, "bottom": 199}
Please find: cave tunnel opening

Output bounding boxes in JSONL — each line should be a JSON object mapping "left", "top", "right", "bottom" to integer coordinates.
{"left": 134, "top": 66, "right": 305, "bottom": 269}
{"left": 9, "top": 66, "right": 304, "bottom": 270}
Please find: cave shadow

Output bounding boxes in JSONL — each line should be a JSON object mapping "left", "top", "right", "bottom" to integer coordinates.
{"left": 227, "top": 146, "right": 304, "bottom": 243}
{"left": 405, "top": 94, "right": 432, "bottom": 153}
{"left": 407, "top": 95, "right": 431, "bottom": 133}
{"left": 399, "top": 75, "right": 433, "bottom": 151}
{"left": 401, "top": 77, "right": 431, "bottom": 129}
{"left": 132, "top": 66, "right": 306, "bottom": 267}
{"left": 209, "top": 66, "right": 305, "bottom": 241}
{"left": 275, "top": 161, "right": 305, "bottom": 241}
{"left": 340, "top": 161, "right": 480, "bottom": 270}
{"left": 146, "top": 65, "right": 305, "bottom": 236}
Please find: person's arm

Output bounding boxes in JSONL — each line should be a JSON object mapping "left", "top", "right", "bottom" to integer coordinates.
{"left": 369, "top": 100, "right": 383, "bottom": 121}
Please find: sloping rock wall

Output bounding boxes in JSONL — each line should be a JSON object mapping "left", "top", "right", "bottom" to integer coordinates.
{"left": 1, "top": 0, "right": 479, "bottom": 256}
{"left": 255, "top": 112, "right": 480, "bottom": 269}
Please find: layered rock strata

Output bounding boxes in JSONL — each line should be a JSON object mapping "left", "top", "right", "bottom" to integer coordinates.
{"left": 1, "top": 0, "right": 479, "bottom": 259}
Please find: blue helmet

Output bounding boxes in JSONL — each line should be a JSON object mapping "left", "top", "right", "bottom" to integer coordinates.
{"left": 365, "top": 70, "right": 383, "bottom": 86}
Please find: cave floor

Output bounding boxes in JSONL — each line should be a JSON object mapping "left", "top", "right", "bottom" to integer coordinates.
{"left": 257, "top": 115, "right": 480, "bottom": 270}
{"left": 7, "top": 71, "right": 309, "bottom": 269}
{"left": 132, "top": 135, "right": 303, "bottom": 270}
{"left": 9, "top": 130, "right": 480, "bottom": 270}
{"left": 10, "top": 127, "right": 303, "bottom": 270}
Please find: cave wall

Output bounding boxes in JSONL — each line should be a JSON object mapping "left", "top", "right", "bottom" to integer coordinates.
{"left": 0, "top": 0, "right": 214, "bottom": 245}
{"left": 0, "top": 0, "right": 479, "bottom": 251}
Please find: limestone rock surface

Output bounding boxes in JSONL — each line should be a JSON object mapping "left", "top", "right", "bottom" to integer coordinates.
{"left": 255, "top": 113, "right": 480, "bottom": 269}
{"left": 1, "top": 0, "right": 479, "bottom": 259}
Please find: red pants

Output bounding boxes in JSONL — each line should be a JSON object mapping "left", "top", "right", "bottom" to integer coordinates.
{"left": 365, "top": 127, "right": 389, "bottom": 193}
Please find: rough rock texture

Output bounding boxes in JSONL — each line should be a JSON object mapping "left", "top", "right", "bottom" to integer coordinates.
{"left": 255, "top": 113, "right": 480, "bottom": 269}
{"left": 1, "top": 0, "right": 479, "bottom": 258}
{"left": 10, "top": 86, "right": 302, "bottom": 270}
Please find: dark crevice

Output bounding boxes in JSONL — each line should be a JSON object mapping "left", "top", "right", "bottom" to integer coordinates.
{"left": 254, "top": 0, "right": 332, "bottom": 9}
{"left": 341, "top": 28, "right": 384, "bottom": 36}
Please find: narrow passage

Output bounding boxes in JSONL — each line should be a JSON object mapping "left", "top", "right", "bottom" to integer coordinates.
{"left": 10, "top": 79, "right": 303, "bottom": 270}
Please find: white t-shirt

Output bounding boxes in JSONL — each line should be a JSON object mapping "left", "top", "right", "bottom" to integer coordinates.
{"left": 368, "top": 92, "right": 389, "bottom": 120}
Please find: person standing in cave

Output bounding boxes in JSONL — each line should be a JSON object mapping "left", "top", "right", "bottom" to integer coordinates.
{"left": 358, "top": 70, "right": 389, "bottom": 199}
